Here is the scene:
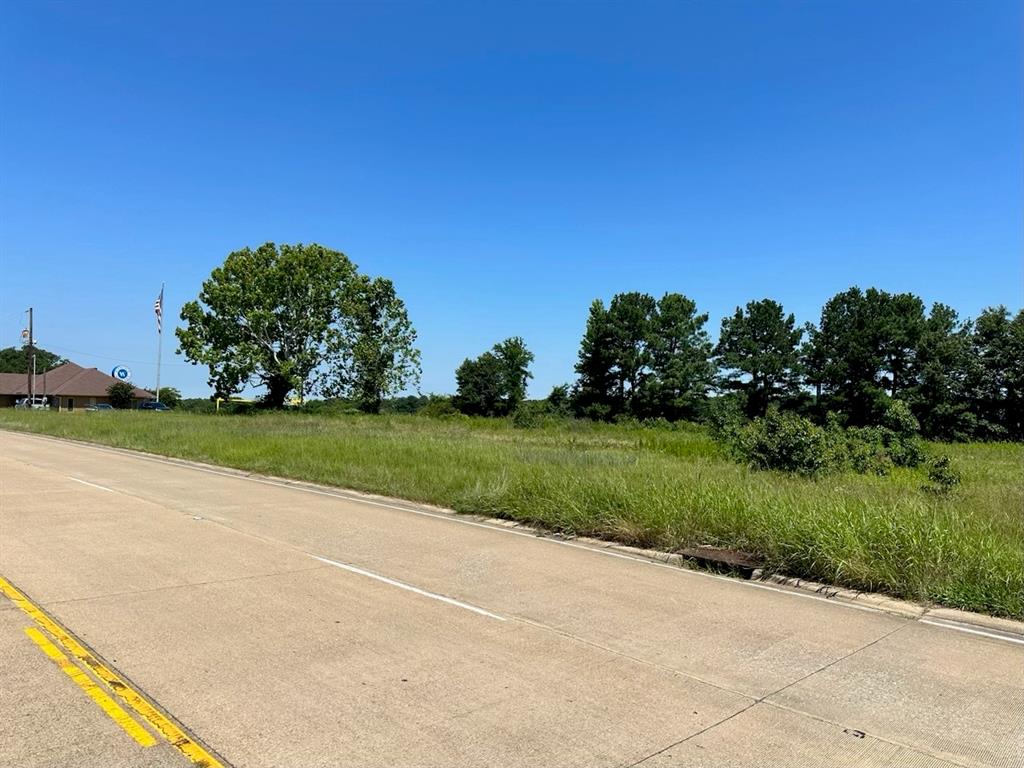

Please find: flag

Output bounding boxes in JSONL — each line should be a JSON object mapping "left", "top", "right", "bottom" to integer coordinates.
{"left": 154, "top": 286, "right": 164, "bottom": 334}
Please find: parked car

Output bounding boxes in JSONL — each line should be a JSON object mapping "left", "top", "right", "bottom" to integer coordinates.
{"left": 139, "top": 401, "right": 171, "bottom": 411}
{"left": 15, "top": 396, "right": 50, "bottom": 410}
{"left": 85, "top": 403, "right": 114, "bottom": 411}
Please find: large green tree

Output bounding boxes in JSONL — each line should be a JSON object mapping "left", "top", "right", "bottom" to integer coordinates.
{"left": 0, "top": 346, "right": 65, "bottom": 374}
{"left": 453, "top": 337, "right": 534, "bottom": 417}
{"left": 572, "top": 300, "right": 619, "bottom": 419}
{"left": 639, "top": 293, "right": 714, "bottom": 420}
{"left": 964, "top": 306, "right": 1024, "bottom": 439}
{"left": 715, "top": 299, "right": 803, "bottom": 417}
{"left": 322, "top": 275, "right": 421, "bottom": 413}
{"left": 802, "top": 287, "right": 925, "bottom": 426}
{"left": 177, "top": 242, "right": 419, "bottom": 408}
{"left": 903, "top": 303, "right": 973, "bottom": 440}
{"left": 572, "top": 292, "right": 712, "bottom": 420}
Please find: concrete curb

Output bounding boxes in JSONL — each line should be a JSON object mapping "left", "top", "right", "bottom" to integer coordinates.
{"left": 6, "top": 428, "right": 1024, "bottom": 640}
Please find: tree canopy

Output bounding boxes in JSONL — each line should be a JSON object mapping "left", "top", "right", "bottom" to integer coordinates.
{"left": 322, "top": 275, "right": 422, "bottom": 413}
{"left": 0, "top": 346, "right": 66, "bottom": 374}
{"left": 453, "top": 337, "right": 534, "bottom": 417}
{"left": 176, "top": 242, "right": 420, "bottom": 409}
{"left": 715, "top": 299, "right": 803, "bottom": 417}
{"left": 106, "top": 381, "right": 136, "bottom": 409}
{"left": 801, "top": 287, "right": 926, "bottom": 426}
{"left": 572, "top": 292, "right": 713, "bottom": 420}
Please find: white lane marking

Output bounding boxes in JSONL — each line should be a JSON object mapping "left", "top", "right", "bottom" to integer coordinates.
{"left": 68, "top": 477, "right": 115, "bottom": 493}
{"left": 920, "top": 619, "right": 1024, "bottom": 647}
{"left": 19, "top": 433, "right": 1024, "bottom": 644}
{"left": 74, "top": 452, "right": 882, "bottom": 610}
{"left": 45, "top": 438, "right": 891, "bottom": 613}
{"left": 310, "top": 554, "right": 506, "bottom": 622}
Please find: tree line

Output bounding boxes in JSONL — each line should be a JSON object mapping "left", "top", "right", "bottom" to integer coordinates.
{"left": 571, "top": 289, "right": 1024, "bottom": 440}
{"left": 170, "top": 243, "right": 1021, "bottom": 441}
{"left": 456, "top": 288, "right": 1023, "bottom": 441}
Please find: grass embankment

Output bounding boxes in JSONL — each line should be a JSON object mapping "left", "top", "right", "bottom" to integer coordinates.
{"left": 2, "top": 410, "right": 1021, "bottom": 619}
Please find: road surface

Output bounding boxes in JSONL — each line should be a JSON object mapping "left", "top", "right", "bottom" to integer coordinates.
{"left": 1, "top": 430, "right": 1021, "bottom": 768}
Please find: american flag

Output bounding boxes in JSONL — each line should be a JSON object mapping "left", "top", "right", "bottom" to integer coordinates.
{"left": 154, "top": 286, "right": 164, "bottom": 334}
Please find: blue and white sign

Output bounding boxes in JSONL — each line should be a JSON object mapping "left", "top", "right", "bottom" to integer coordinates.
{"left": 111, "top": 366, "right": 132, "bottom": 381}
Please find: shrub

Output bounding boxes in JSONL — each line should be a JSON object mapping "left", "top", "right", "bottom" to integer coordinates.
{"left": 419, "top": 395, "right": 459, "bottom": 418}
{"left": 922, "top": 455, "right": 962, "bottom": 494}
{"left": 882, "top": 399, "right": 919, "bottom": 434}
{"left": 107, "top": 381, "right": 136, "bottom": 409}
{"left": 736, "top": 409, "right": 840, "bottom": 476}
{"left": 843, "top": 427, "right": 896, "bottom": 475}
{"left": 511, "top": 405, "right": 544, "bottom": 429}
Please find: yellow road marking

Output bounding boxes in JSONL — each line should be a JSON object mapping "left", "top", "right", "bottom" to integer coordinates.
{"left": 24, "top": 626, "right": 157, "bottom": 747}
{"left": 1, "top": 576, "right": 225, "bottom": 768}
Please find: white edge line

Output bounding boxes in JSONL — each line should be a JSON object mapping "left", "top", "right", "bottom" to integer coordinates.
{"left": 20, "top": 433, "right": 1024, "bottom": 638}
{"left": 311, "top": 555, "right": 506, "bottom": 622}
{"left": 920, "top": 619, "right": 1024, "bottom": 646}
{"left": 68, "top": 477, "right": 115, "bottom": 493}
{"left": 192, "top": 468, "right": 886, "bottom": 612}
{"left": 49, "top": 437, "right": 889, "bottom": 614}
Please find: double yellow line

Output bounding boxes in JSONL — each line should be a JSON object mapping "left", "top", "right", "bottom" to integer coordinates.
{"left": 0, "top": 575, "right": 224, "bottom": 768}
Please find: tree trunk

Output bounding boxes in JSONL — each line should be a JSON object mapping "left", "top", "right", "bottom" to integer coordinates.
{"left": 264, "top": 375, "right": 292, "bottom": 409}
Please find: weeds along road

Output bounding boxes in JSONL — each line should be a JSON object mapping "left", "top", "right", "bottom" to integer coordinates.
{"left": 1, "top": 430, "right": 1021, "bottom": 768}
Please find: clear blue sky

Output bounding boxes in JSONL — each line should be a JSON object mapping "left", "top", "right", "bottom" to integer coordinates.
{"left": 2, "top": 1, "right": 1020, "bottom": 398}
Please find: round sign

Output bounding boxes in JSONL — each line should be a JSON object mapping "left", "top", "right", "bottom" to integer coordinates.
{"left": 111, "top": 366, "right": 132, "bottom": 381}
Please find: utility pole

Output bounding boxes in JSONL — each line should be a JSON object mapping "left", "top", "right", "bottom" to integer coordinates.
{"left": 26, "top": 307, "right": 33, "bottom": 404}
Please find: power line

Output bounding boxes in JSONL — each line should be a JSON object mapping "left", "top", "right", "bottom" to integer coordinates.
{"left": 42, "top": 344, "right": 195, "bottom": 368}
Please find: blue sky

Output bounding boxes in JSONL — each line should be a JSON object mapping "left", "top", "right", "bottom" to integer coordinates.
{"left": 2, "top": 1, "right": 1020, "bottom": 398}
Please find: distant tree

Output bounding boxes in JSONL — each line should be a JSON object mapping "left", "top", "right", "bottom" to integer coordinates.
{"left": 606, "top": 292, "right": 657, "bottom": 407}
{"left": 453, "top": 337, "right": 534, "bottom": 417}
{"left": 322, "top": 275, "right": 421, "bottom": 414}
{"left": 877, "top": 292, "right": 926, "bottom": 399}
{"left": 715, "top": 299, "right": 803, "bottom": 417}
{"left": 903, "top": 304, "right": 974, "bottom": 440}
{"left": 177, "top": 242, "right": 419, "bottom": 409}
{"left": 572, "top": 292, "right": 712, "bottom": 420}
{"left": 802, "top": 287, "right": 924, "bottom": 426}
{"left": 638, "top": 293, "right": 715, "bottom": 420}
{"left": 546, "top": 384, "right": 571, "bottom": 414}
{"left": 107, "top": 381, "right": 135, "bottom": 409}
{"left": 493, "top": 337, "right": 534, "bottom": 413}
{"left": 382, "top": 395, "right": 429, "bottom": 414}
{"left": 150, "top": 386, "right": 182, "bottom": 408}
{"left": 0, "top": 346, "right": 65, "bottom": 374}
{"left": 572, "top": 300, "right": 619, "bottom": 419}
{"left": 454, "top": 353, "right": 505, "bottom": 416}
{"left": 964, "top": 306, "right": 1024, "bottom": 439}
{"left": 419, "top": 394, "right": 459, "bottom": 418}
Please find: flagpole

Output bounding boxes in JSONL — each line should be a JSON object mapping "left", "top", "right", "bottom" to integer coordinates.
{"left": 155, "top": 283, "right": 164, "bottom": 402}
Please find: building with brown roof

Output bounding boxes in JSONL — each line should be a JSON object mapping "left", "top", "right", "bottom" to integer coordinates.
{"left": 0, "top": 362, "right": 155, "bottom": 410}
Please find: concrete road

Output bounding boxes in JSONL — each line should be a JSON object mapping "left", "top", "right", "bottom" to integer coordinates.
{"left": 1, "top": 430, "right": 1021, "bottom": 768}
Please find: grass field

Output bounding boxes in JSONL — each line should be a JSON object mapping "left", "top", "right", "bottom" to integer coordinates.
{"left": 2, "top": 410, "right": 1022, "bottom": 619}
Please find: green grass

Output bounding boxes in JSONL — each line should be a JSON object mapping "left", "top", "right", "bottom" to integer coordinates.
{"left": 2, "top": 410, "right": 1022, "bottom": 619}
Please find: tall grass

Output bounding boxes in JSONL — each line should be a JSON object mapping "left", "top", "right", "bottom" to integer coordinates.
{"left": 2, "top": 410, "right": 1021, "bottom": 619}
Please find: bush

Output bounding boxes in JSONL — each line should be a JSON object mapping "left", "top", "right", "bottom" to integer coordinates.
{"left": 702, "top": 394, "right": 747, "bottom": 444}
{"left": 882, "top": 399, "right": 920, "bottom": 436}
{"left": 419, "top": 394, "right": 459, "bottom": 418}
{"left": 107, "top": 381, "right": 136, "bottom": 409}
{"left": 178, "top": 398, "right": 217, "bottom": 414}
{"left": 735, "top": 409, "right": 840, "bottom": 476}
{"left": 511, "top": 404, "right": 544, "bottom": 429}
{"left": 726, "top": 401, "right": 931, "bottom": 479}
{"left": 922, "top": 455, "right": 962, "bottom": 494}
